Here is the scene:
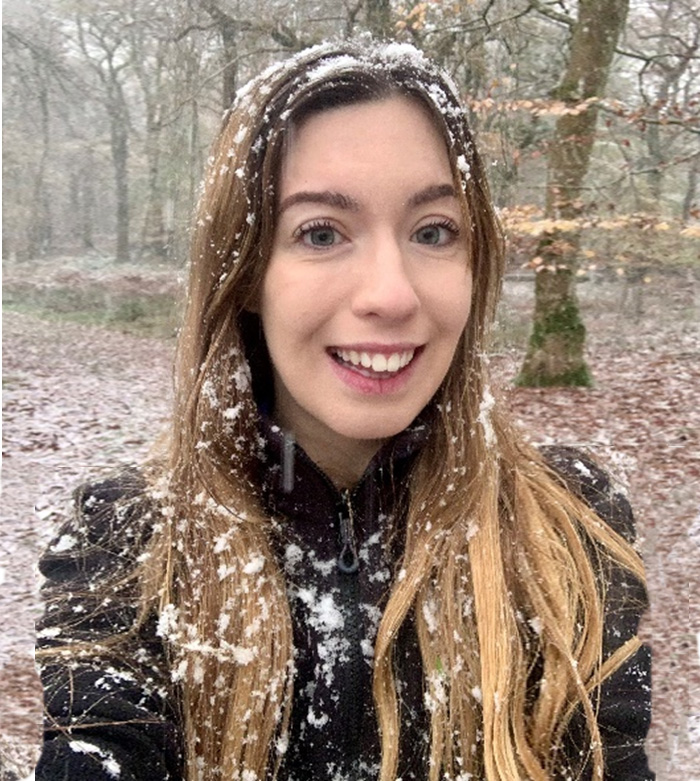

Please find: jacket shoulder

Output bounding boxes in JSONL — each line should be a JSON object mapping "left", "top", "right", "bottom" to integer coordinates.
{"left": 36, "top": 470, "right": 184, "bottom": 779}
{"left": 540, "top": 448, "right": 654, "bottom": 777}
{"left": 39, "top": 467, "right": 156, "bottom": 586}
{"left": 540, "top": 445, "right": 636, "bottom": 544}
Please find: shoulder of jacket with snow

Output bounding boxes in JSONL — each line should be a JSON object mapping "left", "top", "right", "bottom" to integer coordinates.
{"left": 39, "top": 467, "right": 154, "bottom": 587}
{"left": 540, "top": 445, "right": 636, "bottom": 544}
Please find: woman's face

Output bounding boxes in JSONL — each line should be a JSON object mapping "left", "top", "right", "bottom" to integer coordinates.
{"left": 260, "top": 96, "right": 473, "bottom": 474}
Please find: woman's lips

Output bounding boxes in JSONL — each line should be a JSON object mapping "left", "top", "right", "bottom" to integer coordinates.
{"left": 327, "top": 345, "right": 423, "bottom": 393}
{"left": 330, "top": 347, "right": 416, "bottom": 375}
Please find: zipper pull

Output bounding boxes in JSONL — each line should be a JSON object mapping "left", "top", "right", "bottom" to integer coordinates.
{"left": 281, "top": 431, "right": 295, "bottom": 493}
{"left": 337, "top": 491, "right": 359, "bottom": 574}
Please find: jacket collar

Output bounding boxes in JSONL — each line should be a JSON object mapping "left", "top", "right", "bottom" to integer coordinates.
{"left": 258, "top": 411, "right": 431, "bottom": 494}
{"left": 256, "top": 410, "right": 432, "bottom": 531}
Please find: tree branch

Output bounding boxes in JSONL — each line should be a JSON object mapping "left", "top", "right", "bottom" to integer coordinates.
{"left": 527, "top": 0, "right": 574, "bottom": 28}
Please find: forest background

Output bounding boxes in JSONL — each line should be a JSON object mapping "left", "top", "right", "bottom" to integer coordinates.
{"left": 2, "top": 0, "right": 699, "bottom": 779}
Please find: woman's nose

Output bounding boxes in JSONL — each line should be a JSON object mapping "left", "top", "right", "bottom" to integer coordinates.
{"left": 350, "top": 237, "right": 420, "bottom": 320}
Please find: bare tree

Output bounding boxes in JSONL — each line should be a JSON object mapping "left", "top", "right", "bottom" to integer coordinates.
{"left": 197, "top": 1, "right": 246, "bottom": 108}
{"left": 517, "top": 0, "right": 630, "bottom": 387}
{"left": 194, "top": 0, "right": 353, "bottom": 108}
{"left": 2, "top": 12, "right": 71, "bottom": 258}
{"left": 625, "top": 0, "right": 700, "bottom": 214}
{"left": 73, "top": 2, "right": 134, "bottom": 262}
{"left": 127, "top": 2, "right": 184, "bottom": 257}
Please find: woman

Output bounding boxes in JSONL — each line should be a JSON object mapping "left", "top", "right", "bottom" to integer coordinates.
{"left": 36, "top": 40, "right": 653, "bottom": 781}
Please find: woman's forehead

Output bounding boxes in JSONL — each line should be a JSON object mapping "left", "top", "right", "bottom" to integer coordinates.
{"left": 278, "top": 97, "right": 453, "bottom": 183}
{"left": 273, "top": 94, "right": 469, "bottom": 207}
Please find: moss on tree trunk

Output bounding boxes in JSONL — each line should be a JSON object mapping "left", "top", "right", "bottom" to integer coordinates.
{"left": 517, "top": 264, "right": 592, "bottom": 388}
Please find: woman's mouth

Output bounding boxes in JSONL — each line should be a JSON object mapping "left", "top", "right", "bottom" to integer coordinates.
{"left": 330, "top": 347, "right": 417, "bottom": 377}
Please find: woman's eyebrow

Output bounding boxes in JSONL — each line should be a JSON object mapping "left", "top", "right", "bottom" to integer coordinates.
{"left": 278, "top": 183, "right": 457, "bottom": 215}
{"left": 278, "top": 190, "right": 360, "bottom": 214}
{"left": 408, "top": 183, "right": 457, "bottom": 207}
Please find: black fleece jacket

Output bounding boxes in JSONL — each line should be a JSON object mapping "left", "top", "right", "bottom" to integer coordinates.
{"left": 35, "top": 426, "right": 654, "bottom": 781}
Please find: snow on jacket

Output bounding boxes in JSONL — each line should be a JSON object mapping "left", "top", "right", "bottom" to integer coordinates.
{"left": 34, "top": 422, "right": 654, "bottom": 780}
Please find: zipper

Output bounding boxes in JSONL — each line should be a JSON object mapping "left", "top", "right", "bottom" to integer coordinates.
{"left": 336, "top": 489, "right": 364, "bottom": 767}
{"left": 270, "top": 433, "right": 386, "bottom": 769}
{"left": 283, "top": 444, "right": 361, "bottom": 574}
{"left": 337, "top": 489, "right": 360, "bottom": 573}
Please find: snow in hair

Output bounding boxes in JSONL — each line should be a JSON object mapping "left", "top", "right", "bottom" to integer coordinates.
{"left": 227, "top": 39, "right": 472, "bottom": 196}
{"left": 232, "top": 38, "right": 463, "bottom": 120}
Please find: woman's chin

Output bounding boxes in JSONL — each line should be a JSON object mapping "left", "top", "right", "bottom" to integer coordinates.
{"left": 326, "top": 410, "right": 422, "bottom": 445}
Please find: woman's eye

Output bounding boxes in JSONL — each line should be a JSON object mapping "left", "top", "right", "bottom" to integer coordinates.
{"left": 297, "top": 223, "right": 342, "bottom": 248}
{"left": 413, "top": 222, "right": 458, "bottom": 246}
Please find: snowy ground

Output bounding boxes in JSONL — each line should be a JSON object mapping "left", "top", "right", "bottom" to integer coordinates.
{"left": 1, "top": 310, "right": 173, "bottom": 778}
{"left": 1, "top": 269, "right": 698, "bottom": 778}
{"left": 495, "top": 274, "right": 700, "bottom": 780}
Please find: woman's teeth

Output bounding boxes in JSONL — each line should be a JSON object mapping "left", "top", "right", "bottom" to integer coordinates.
{"left": 334, "top": 349, "right": 415, "bottom": 373}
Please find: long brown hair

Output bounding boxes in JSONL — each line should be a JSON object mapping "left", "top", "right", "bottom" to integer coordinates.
{"left": 78, "top": 41, "right": 647, "bottom": 780}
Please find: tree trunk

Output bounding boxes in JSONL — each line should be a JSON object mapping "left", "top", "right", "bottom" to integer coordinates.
{"left": 365, "top": 0, "right": 392, "bottom": 38}
{"left": 517, "top": 0, "right": 629, "bottom": 387}
{"left": 110, "top": 101, "right": 130, "bottom": 263}
{"left": 73, "top": 15, "right": 131, "bottom": 263}
{"left": 645, "top": 115, "right": 664, "bottom": 207}
{"left": 643, "top": 74, "right": 672, "bottom": 211}
{"left": 141, "top": 132, "right": 166, "bottom": 257}
{"left": 80, "top": 151, "right": 96, "bottom": 250}
{"left": 104, "top": 62, "right": 131, "bottom": 263}
{"left": 27, "top": 73, "right": 52, "bottom": 258}
{"left": 140, "top": 78, "right": 167, "bottom": 257}
{"left": 202, "top": 2, "right": 240, "bottom": 108}
{"left": 218, "top": 13, "right": 239, "bottom": 109}
{"left": 682, "top": 153, "right": 699, "bottom": 224}
{"left": 521, "top": 267, "right": 592, "bottom": 386}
